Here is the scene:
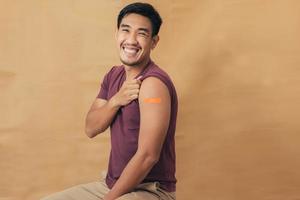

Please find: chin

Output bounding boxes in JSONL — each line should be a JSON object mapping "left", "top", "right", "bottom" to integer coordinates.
{"left": 120, "top": 57, "right": 142, "bottom": 67}
{"left": 121, "top": 61, "right": 140, "bottom": 67}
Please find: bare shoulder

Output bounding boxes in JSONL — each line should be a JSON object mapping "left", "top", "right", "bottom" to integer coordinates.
{"left": 138, "top": 77, "right": 170, "bottom": 113}
{"left": 139, "top": 77, "right": 169, "bottom": 98}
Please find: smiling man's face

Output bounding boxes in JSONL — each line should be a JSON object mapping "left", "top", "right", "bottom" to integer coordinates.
{"left": 116, "top": 13, "right": 159, "bottom": 68}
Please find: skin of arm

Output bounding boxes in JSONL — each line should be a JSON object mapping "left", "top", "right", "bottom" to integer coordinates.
{"left": 85, "top": 98, "right": 119, "bottom": 138}
{"left": 85, "top": 77, "right": 142, "bottom": 138}
{"left": 104, "top": 77, "right": 171, "bottom": 200}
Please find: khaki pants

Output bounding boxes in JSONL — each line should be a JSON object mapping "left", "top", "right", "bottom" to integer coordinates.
{"left": 41, "top": 180, "right": 175, "bottom": 200}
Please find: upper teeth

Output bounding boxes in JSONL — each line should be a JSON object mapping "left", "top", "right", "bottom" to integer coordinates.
{"left": 123, "top": 47, "right": 138, "bottom": 54}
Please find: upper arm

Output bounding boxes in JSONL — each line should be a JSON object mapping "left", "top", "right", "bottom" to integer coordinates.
{"left": 137, "top": 77, "right": 171, "bottom": 159}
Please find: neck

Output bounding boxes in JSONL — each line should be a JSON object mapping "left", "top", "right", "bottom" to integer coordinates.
{"left": 124, "top": 58, "right": 151, "bottom": 80}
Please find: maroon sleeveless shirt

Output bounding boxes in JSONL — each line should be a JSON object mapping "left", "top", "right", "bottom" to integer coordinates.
{"left": 97, "top": 60, "right": 178, "bottom": 192}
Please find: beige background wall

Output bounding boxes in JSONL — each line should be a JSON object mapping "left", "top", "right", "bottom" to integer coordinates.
{"left": 1, "top": 0, "right": 300, "bottom": 199}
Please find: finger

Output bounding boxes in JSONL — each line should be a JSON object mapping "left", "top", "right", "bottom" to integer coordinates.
{"left": 130, "top": 76, "right": 142, "bottom": 84}
{"left": 132, "top": 89, "right": 140, "bottom": 94}
{"left": 127, "top": 82, "right": 141, "bottom": 89}
{"left": 129, "top": 79, "right": 142, "bottom": 85}
{"left": 128, "top": 89, "right": 139, "bottom": 95}
{"left": 136, "top": 76, "right": 142, "bottom": 84}
{"left": 130, "top": 94, "right": 139, "bottom": 100}
{"left": 128, "top": 84, "right": 140, "bottom": 89}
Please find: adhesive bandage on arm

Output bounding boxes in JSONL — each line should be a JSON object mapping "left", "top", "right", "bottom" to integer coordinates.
{"left": 144, "top": 98, "right": 162, "bottom": 104}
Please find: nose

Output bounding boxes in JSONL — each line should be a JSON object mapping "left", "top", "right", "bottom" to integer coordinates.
{"left": 126, "top": 32, "right": 138, "bottom": 45}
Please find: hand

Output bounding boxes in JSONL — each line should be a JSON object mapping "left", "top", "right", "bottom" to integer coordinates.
{"left": 110, "top": 76, "right": 142, "bottom": 107}
{"left": 103, "top": 194, "right": 111, "bottom": 200}
{"left": 103, "top": 191, "right": 117, "bottom": 200}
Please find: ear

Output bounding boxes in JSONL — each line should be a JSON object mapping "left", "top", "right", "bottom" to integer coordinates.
{"left": 151, "top": 35, "right": 159, "bottom": 50}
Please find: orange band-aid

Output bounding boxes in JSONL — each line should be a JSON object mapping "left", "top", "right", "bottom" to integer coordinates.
{"left": 144, "top": 98, "right": 161, "bottom": 103}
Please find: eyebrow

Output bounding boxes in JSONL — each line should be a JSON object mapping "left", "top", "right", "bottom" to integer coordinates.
{"left": 120, "top": 24, "right": 131, "bottom": 29}
{"left": 120, "top": 23, "right": 150, "bottom": 33}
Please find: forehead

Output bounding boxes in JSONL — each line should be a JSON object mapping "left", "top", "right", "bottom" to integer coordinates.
{"left": 120, "top": 13, "right": 152, "bottom": 30}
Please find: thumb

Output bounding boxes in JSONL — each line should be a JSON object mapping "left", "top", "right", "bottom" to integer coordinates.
{"left": 135, "top": 76, "right": 143, "bottom": 83}
{"left": 136, "top": 75, "right": 143, "bottom": 80}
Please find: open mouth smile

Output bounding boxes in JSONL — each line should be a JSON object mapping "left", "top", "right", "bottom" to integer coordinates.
{"left": 122, "top": 45, "right": 141, "bottom": 57}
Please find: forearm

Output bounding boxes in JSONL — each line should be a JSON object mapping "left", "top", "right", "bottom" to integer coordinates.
{"left": 85, "top": 98, "right": 120, "bottom": 138}
{"left": 104, "top": 151, "right": 158, "bottom": 200}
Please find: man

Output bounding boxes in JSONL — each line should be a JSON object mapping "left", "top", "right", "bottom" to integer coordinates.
{"left": 41, "top": 2, "right": 177, "bottom": 200}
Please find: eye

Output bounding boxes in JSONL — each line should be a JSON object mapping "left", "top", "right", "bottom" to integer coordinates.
{"left": 138, "top": 32, "right": 148, "bottom": 37}
{"left": 121, "top": 29, "right": 129, "bottom": 32}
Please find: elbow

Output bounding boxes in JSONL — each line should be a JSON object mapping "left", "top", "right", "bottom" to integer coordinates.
{"left": 85, "top": 125, "right": 104, "bottom": 138}
{"left": 145, "top": 155, "right": 159, "bottom": 167}
{"left": 85, "top": 118, "right": 108, "bottom": 138}
{"left": 85, "top": 126, "right": 97, "bottom": 138}
{"left": 137, "top": 151, "right": 160, "bottom": 167}
{"left": 148, "top": 155, "right": 159, "bottom": 166}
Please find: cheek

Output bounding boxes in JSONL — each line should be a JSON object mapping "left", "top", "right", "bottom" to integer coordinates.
{"left": 140, "top": 40, "right": 153, "bottom": 50}
{"left": 117, "top": 33, "right": 126, "bottom": 43}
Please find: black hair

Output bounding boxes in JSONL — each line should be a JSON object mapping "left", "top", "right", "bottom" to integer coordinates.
{"left": 117, "top": 2, "right": 162, "bottom": 37}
